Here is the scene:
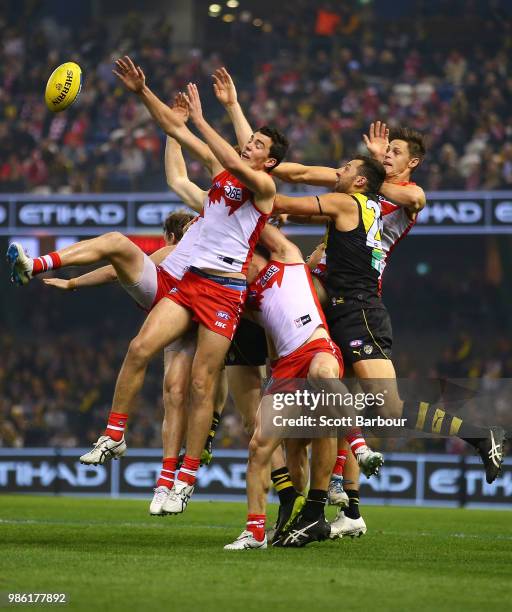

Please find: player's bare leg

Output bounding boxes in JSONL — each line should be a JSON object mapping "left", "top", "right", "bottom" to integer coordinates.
{"left": 163, "top": 326, "right": 231, "bottom": 514}
{"left": 227, "top": 364, "right": 264, "bottom": 435}
{"left": 150, "top": 348, "right": 192, "bottom": 515}
{"left": 225, "top": 394, "right": 280, "bottom": 550}
{"left": 354, "top": 358, "right": 506, "bottom": 484}
{"left": 80, "top": 298, "right": 192, "bottom": 465}
{"left": 8, "top": 232, "right": 146, "bottom": 286}
{"left": 276, "top": 351, "right": 339, "bottom": 547}
{"left": 202, "top": 366, "right": 228, "bottom": 464}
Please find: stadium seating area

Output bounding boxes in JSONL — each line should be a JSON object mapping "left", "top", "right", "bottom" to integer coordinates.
{"left": 0, "top": 1, "right": 511, "bottom": 193}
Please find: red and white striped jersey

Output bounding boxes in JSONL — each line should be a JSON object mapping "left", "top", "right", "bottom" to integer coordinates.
{"left": 378, "top": 182, "right": 419, "bottom": 289}
{"left": 190, "top": 170, "right": 269, "bottom": 275}
{"left": 248, "top": 260, "right": 326, "bottom": 358}
{"left": 159, "top": 215, "right": 203, "bottom": 280}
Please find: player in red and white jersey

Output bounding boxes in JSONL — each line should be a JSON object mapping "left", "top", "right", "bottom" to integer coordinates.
{"left": 225, "top": 224, "right": 344, "bottom": 550}
{"left": 36, "top": 134, "right": 225, "bottom": 514}
{"left": 62, "top": 57, "right": 288, "bottom": 516}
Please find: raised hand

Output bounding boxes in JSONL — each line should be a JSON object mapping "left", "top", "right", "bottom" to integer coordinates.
{"left": 363, "top": 121, "right": 389, "bottom": 162}
{"left": 42, "top": 278, "right": 74, "bottom": 291}
{"left": 183, "top": 83, "right": 204, "bottom": 124}
{"left": 212, "top": 67, "right": 237, "bottom": 107}
{"left": 112, "top": 56, "right": 146, "bottom": 93}
{"left": 172, "top": 92, "right": 190, "bottom": 123}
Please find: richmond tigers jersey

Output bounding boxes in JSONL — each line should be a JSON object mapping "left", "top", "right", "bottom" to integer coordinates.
{"left": 190, "top": 170, "right": 269, "bottom": 275}
{"left": 324, "top": 192, "right": 384, "bottom": 309}
{"left": 248, "top": 260, "right": 326, "bottom": 358}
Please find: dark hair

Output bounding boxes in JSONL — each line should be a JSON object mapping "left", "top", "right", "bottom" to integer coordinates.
{"left": 388, "top": 127, "right": 426, "bottom": 162}
{"left": 354, "top": 155, "right": 386, "bottom": 194}
{"left": 163, "top": 211, "right": 195, "bottom": 243}
{"left": 256, "top": 125, "right": 289, "bottom": 170}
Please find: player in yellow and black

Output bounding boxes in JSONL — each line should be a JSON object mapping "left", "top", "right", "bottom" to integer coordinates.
{"left": 274, "top": 154, "right": 507, "bottom": 534}
{"left": 275, "top": 156, "right": 389, "bottom": 365}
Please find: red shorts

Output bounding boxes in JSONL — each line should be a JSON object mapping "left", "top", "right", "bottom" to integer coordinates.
{"left": 150, "top": 267, "right": 179, "bottom": 310}
{"left": 166, "top": 268, "right": 246, "bottom": 340}
{"left": 270, "top": 337, "right": 344, "bottom": 380}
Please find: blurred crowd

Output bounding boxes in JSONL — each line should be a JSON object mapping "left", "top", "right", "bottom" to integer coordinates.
{"left": 0, "top": 0, "right": 511, "bottom": 193}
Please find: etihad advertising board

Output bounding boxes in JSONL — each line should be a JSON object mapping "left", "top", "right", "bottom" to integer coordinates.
{"left": 1, "top": 449, "right": 510, "bottom": 508}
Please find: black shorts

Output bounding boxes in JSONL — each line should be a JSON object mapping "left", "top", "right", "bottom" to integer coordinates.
{"left": 225, "top": 318, "right": 268, "bottom": 367}
{"left": 328, "top": 306, "right": 393, "bottom": 366}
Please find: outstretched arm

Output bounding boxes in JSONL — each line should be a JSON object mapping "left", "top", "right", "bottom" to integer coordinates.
{"left": 43, "top": 265, "right": 118, "bottom": 290}
{"left": 213, "top": 67, "right": 253, "bottom": 149}
{"left": 272, "top": 162, "right": 337, "bottom": 188}
{"left": 380, "top": 183, "right": 426, "bottom": 212}
{"left": 43, "top": 246, "right": 176, "bottom": 291}
{"left": 113, "top": 56, "right": 222, "bottom": 176}
{"left": 185, "top": 83, "right": 275, "bottom": 205}
{"left": 165, "top": 136, "right": 207, "bottom": 212}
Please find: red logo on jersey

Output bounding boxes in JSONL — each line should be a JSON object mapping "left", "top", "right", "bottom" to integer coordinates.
{"left": 248, "top": 263, "right": 285, "bottom": 311}
{"left": 208, "top": 173, "right": 250, "bottom": 216}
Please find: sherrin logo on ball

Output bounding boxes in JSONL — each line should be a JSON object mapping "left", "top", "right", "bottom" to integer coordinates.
{"left": 44, "top": 62, "right": 83, "bottom": 112}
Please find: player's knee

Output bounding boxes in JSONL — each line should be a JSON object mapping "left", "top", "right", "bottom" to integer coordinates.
{"left": 165, "top": 385, "right": 187, "bottom": 411}
{"left": 127, "top": 335, "right": 153, "bottom": 365}
{"left": 308, "top": 360, "right": 338, "bottom": 381}
{"left": 104, "top": 231, "right": 129, "bottom": 254}
{"left": 189, "top": 373, "right": 213, "bottom": 403}
{"left": 248, "top": 436, "right": 266, "bottom": 464}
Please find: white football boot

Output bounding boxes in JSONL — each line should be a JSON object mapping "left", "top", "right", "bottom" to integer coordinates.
{"left": 327, "top": 475, "right": 349, "bottom": 507}
{"left": 355, "top": 447, "right": 384, "bottom": 478}
{"left": 7, "top": 243, "right": 33, "bottom": 286}
{"left": 329, "top": 509, "right": 367, "bottom": 539}
{"left": 224, "top": 530, "right": 267, "bottom": 550}
{"left": 162, "top": 480, "right": 194, "bottom": 514}
{"left": 150, "top": 486, "right": 171, "bottom": 515}
{"left": 79, "top": 435, "right": 126, "bottom": 465}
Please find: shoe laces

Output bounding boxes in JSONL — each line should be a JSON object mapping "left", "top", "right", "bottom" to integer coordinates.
{"left": 488, "top": 431, "right": 503, "bottom": 468}
{"left": 153, "top": 486, "right": 169, "bottom": 502}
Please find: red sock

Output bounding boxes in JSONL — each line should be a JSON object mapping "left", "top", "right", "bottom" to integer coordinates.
{"left": 246, "top": 514, "right": 266, "bottom": 541}
{"left": 177, "top": 455, "right": 201, "bottom": 485}
{"left": 31, "top": 252, "right": 62, "bottom": 275}
{"left": 104, "top": 411, "right": 129, "bottom": 441}
{"left": 332, "top": 449, "right": 348, "bottom": 476}
{"left": 156, "top": 457, "right": 178, "bottom": 488}
{"left": 346, "top": 431, "right": 368, "bottom": 454}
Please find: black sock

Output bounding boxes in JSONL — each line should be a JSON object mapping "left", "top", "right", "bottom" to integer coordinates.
{"left": 344, "top": 489, "right": 360, "bottom": 519}
{"left": 271, "top": 467, "right": 298, "bottom": 505}
{"left": 301, "top": 489, "right": 327, "bottom": 521}
{"left": 207, "top": 411, "right": 221, "bottom": 442}
{"left": 402, "top": 401, "right": 487, "bottom": 440}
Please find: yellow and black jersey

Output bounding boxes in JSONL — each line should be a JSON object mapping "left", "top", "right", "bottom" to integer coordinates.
{"left": 324, "top": 191, "right": 384, "bottom": 313}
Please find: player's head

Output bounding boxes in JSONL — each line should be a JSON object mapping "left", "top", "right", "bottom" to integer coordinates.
{"left": 241, "top": 126, "right": 289, "bottom": 172}
{"left": 334, "top": 156, "right": 386, "bottom": 195}
{"left": 163, "top": 211, "right": 195, "bottom": 245}
{"left": 386, "top": 127, "right": 426, "bottom": 177}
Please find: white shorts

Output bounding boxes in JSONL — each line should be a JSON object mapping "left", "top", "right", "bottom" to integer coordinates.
{"left": 120, "top": 254, "right": 178, "bottom": 312}
{"left": 119, "top": 254, "right": 158, "bottom": 310}
{"left": 164, "top": 327, "right": 198, "bottom": 357}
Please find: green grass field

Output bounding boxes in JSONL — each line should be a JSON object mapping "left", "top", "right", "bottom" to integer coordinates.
{"left": 1, "top": 496, "right": 511, "bottom": 611}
